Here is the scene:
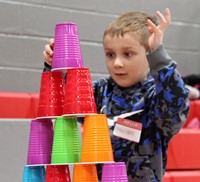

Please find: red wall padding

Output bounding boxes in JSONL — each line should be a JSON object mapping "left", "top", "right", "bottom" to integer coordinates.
{"left": 0, "top": 92, "right": 39, "bottom": 118}
{"left": 167, "top": 128, "right": 200, "bottom": 170}
{"left": 164, "top": 171, "right": 200, "bottom": 182}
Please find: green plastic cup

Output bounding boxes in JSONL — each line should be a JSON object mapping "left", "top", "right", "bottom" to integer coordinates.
{"left": 51, "top": 117, "right": 81, "bottom": 164}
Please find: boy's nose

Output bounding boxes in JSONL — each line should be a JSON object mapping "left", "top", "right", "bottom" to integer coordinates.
{"left": 113, "top": 57, "right": 123, "bottom": 67}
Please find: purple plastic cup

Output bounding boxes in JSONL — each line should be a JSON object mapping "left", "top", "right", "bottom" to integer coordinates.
{"left": 52, "top": 22, "right": 84, "bottom": 72}
{"left": 27, "top": 119, "right": 54, "bottom": 165}
{"left": 101, "top": 162, "right": 128, "bottom": 182}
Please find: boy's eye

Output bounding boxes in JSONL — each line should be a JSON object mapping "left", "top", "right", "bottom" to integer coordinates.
{"left": 124, "top": 52, "right": 133, "bottom": 57}
{"left": 106, "top": 52, "right": 115, "bottom": 58}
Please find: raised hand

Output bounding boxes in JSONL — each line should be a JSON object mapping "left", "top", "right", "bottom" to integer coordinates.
{"left": 147, "top": 8, "right": 171, "bottom": 51}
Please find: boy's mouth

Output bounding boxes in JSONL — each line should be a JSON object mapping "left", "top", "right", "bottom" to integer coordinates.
{"left": 115, "top": 73, "right": 126, "bottom": 76}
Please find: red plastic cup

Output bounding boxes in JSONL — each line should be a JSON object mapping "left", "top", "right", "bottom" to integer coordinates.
{"left": 45, "top": 165, "right": 71, "bottom": 182}
{"left": 37, "top": 71, "right": 65, "bottom": 119}
{"left": 62, "top": 67, "right": 97, "bottom": 117}
{"left": 101, "top": 162, "right": 128, "bottom": 182}
{"left": 52, "top": 22, "right": 84, "bottom": 72}
{"left": 27, "top": 119, "right": 54, "bottom": 165}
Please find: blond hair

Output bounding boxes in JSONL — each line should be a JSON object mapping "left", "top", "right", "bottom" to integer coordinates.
{"left": 103, "top": 11, "right": 157, "bottom": 51}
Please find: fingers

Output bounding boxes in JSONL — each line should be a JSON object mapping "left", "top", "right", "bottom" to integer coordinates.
{"left": 43, "top": 49, "right": 52, "bottom": 66}
{"left": 45, "top": 43, "right": 53, "bottom": 56}
{"left": 165, "top": 8, "right": 171, "bottom": 25}
{"left": 146, "top": 8, "right": 171, "bottom": 51}
{"left": 156, "top": 8, "right": 171, "bottom": 30}
{"left": 147, "top": 19, "right": 157, "bottom": 33}
{"left": 43, "top": 39, "right": 54, "bottom": 66}
{"left": 147, "top": 8, "right": 171, "bottom": 33}
{"left": 49, "top": 38, "right": 55, "bottom": 50}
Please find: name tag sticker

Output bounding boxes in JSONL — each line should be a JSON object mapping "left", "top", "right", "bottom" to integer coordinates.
{"left": 113, "top": 118, "right": 142, "bottom": 143}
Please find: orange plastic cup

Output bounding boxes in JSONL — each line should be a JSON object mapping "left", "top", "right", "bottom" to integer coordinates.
{"left": 37, "top": 72, "right": 65, "bottom": 119}
{"left": 81, "top": 114, "right": 114, "bottom": 163}
{"left": 73, "top": 164, "right": 98, "bottom": 182}
{"left": 45, "top": 165, "right": 71, "bottom": 182}
{"left": 63, "top": 68, "right": 97, "bottom": 117}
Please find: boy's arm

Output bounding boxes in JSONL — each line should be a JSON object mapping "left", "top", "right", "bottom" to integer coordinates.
{"left": 147, "top": 45, "right": 190, "bottom": 141}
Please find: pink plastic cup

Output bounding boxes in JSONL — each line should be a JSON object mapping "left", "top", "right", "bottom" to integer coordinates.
{"left": 52, "top": 22, "right": 84, "bottom": 72}
{"left": 45, "top": 165, "right": 71, "bottom": 182}
{"left": 101, "top": 162, "right": 128, "bottom": 182}
{"left": 62, "top": 67, "right": 97, "bottom": 116}
{"left": 37, "top": 71, "right": 65, "bottom": 119}
{"left": 27, "top": 119, "right": 54, "bottom": 165}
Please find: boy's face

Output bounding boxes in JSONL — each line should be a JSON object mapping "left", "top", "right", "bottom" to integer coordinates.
{"left": 103, "top": 33, "right": 149, "bottom": 88}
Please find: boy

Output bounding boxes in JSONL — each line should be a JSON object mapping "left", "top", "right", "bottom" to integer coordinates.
{"left": 43, "top": 8, "right": 189, "bottom": 182}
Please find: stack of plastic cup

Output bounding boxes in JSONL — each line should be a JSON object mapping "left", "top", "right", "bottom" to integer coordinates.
{"left": 27, "top": 119, "right": 54, "bottom": 165}
{"left": 101, "top": 162, "right": 128, "bottom": 182}
{"left": 22, "top": 166, "right": 45, "bottom": 182}
{"left": 62, "top": 67, "right": 97, "bottom": 116}
{"left": 73, "top": 164, "right": 98, "bottom": 182}
{"left": 52, "top": 22, "right": 83, "bottom": 72}
{"left": 51, "top": 117, "right": 81, "bottom": 164}
{"left": 45, "top": 165, "right": 71, "bottom": 182}
{"left": 81, "top": 114, "right": 114, "bottom": 163}
{"left": 37, "top": 71, "right": 65, "bottom": 119}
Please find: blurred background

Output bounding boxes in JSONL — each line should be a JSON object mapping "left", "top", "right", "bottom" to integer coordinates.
{"left": 0, "top": 0, "right": 200, "bottom": 92}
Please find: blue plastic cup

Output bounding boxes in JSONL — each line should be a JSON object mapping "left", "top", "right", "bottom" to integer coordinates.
{"left": 22, "top": 166, "right": 45, "bottom": 182}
